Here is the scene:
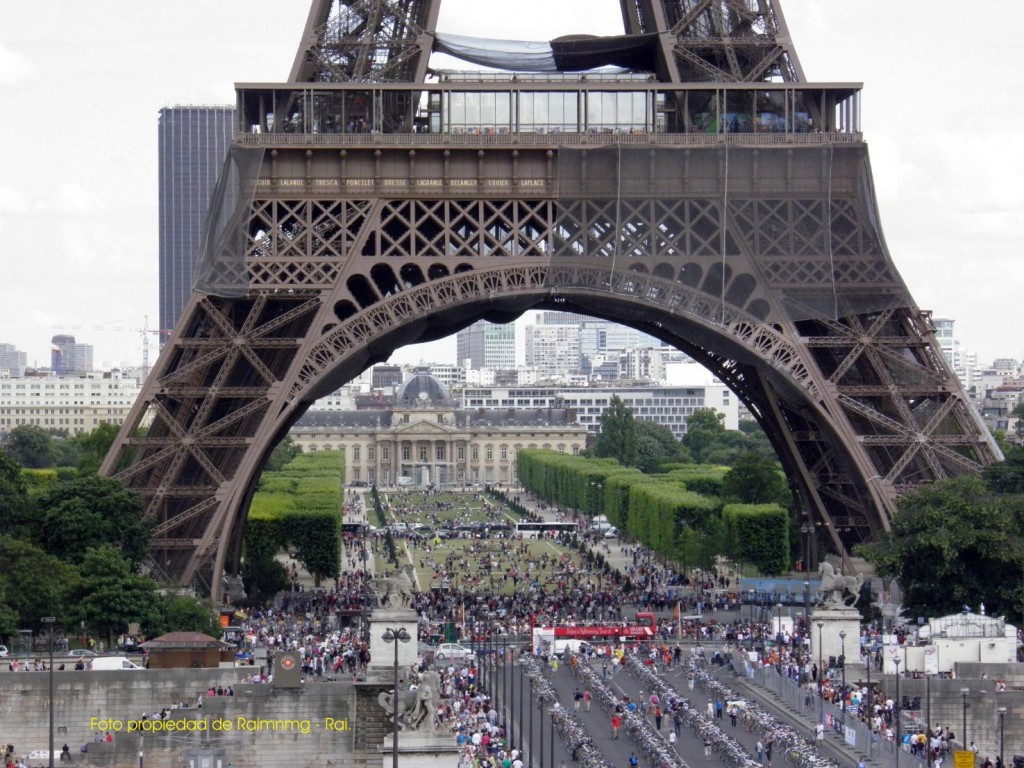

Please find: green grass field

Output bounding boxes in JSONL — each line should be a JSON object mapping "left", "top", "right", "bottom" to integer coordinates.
{"left": 377, "top": 489, "right": 521, "bottom": 527}
{"left": 373, "top": 535, "right": 589, "bottom": 595}
{"left": 367, "top": 490, "right": 597, "bottom": 595}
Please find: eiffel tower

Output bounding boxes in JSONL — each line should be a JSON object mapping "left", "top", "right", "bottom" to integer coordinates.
{"left": 102, "top": 0, "right": 1000, "bottom": 600}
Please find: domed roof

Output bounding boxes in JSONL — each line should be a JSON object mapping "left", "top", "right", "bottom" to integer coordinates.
{"left": 397, "top": 368, "right": 453, "bottom": 406}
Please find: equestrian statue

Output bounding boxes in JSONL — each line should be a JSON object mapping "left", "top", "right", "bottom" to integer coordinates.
{"left": 817, "top": 562, "right": 864, "bottom": 608}
{"left": 371, "top": 564, "right": 416, "bottom": 609}
{"left": 378, "top": 670, "right": 440, "bottom": 732}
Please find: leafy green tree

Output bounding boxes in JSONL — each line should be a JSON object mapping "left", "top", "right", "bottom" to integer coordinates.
{"left": 856, "top": 477, "right": 1024, "bottom": 620}
{"left": 70, "top": 545, "right": 161, "bottom": 647}
{"left": 0, "top": 536, "right": 78, "bottom": 626}
{"left": 0, "top": 449, "right": 30, "bottom": 535}
{"left": 34, "top": 476, "right": 151, "bottom": 566}
{"left": 70, "top": 422, "right": 121, "bottom": 476}
{"left": 241, "top": 559, "right": 289, "bottom": 605}
{"left": 682, "top": 408, "right": 727, "bottom": 464}
{"left": 5, "top": 425, "right": 57, "bottom": 468}
{"left": 593, "top": 396, "right": 638, "bottom": 467}
{"left": 265, "top": 436, "right": 302, "bottom": 473}
{"left": 721, "top": 452, "right": 788, "bottom": 505}
{"left": 0, "top": 582, "right": 21, "bottom": 640}
{"left": 735, "top": 420, "right": 779, "bottom": 462}
{"left": 634, "top": 419, "right": 689, "bottom": 472}
{"left": 147, "top": 594, "right": 222, "bottom": 638}
{"left": 982, "top": 445, "right": 1024, "bottom": 494}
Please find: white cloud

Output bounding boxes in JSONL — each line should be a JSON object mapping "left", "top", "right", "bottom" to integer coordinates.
{"left": 0, "top": 42, "right": 32, "bottom": 84}
{"left": 0, "top": 186, "right": 30, "bottom": 214}
{"left": 52, "top": 183, "right": 107, "bottom": 215}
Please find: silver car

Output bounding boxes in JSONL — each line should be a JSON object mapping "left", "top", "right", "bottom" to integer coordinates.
{"left": 433, "top": 643, "right": 475, "bottom": 663}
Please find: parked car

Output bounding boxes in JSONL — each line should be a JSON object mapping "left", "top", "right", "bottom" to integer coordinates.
{"left": 67, "top": 649, "right": 98, "bottom": 658}
{"left": 0, "top": 645, "right": 9, "bottom": 658}
{"left": 27, "top": 751, "right": 60, "bottom": 762}
{"left": 432, "top": 643, "right": 475, "bottom": 663}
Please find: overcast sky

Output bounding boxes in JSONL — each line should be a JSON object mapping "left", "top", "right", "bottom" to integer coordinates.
{"left": 1, "top": 1, "right": 1021, "bottom": 370}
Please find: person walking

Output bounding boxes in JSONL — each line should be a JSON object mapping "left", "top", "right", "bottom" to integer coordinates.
{"left": 573, "top": 689, "right": 583, "bottom": 712}
{"left": 628, "top": 753, "right": 638, "bottom": 768}
{"left": 668, "top": 732, "right": 677, "bottom": 750}
{"left": 756, "top": 739, "right": 764, "bottom": 764}
{"left": 583, "top": 689, "right": 592, "bottom": 712}
{"left": 673, "top": 710, "right": 682, "bottom": 738}
{"left": 704, "top": 739, "right": 712, "bottom": 761}
{"left": 654, "top": 705, "right": 662, "bottom": 731}
{"left": 611, "top": 714, "right": 622, "bottom": 740}
{"left": 765, "top": 737, "right": 774, "bottom": 767}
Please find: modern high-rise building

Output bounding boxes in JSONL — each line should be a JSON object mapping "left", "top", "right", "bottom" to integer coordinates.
{"left": 524, "top": 324, "right": 581, "bottom": 377}
{"left": 158, "top": 106, "right": 236, "bottom": 336}
{"left": 933, "top": 317, "right": 956, "bottom": 366}
{"left": 50, "top": 335, "right": 93, "bottom": 375}
{"left": 0, "top": 343, "right": 27, "bottom": 378}
{"left": 455, "top": 320, "right": 516, "bottom": 370}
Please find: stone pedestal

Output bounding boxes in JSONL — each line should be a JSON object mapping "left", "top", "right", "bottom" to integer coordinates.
{"left": 368, "top": 609, "right": 419, "bottom": 673}
{"left": 810, "top": 605, "right": 862, "bottom": 679}
{"left": 379, "top": 732, "right": 459, "bottom": 768}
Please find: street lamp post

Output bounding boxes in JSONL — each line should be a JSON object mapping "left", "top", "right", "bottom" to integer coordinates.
{"left": 960, "top": 687, "right": 970, "bottom": 750}
{"left": 997, "top": 706, "right": 1006, "bottom": 763}
{"left": 926, "top": 676, "right": 932, "bottom": 768}
{"left": 801, "top": 522, "right": 813, "bottom": 574}
{"left": 41, "top": 616, "right": 56, "bottom": 768}
{"left": 748, "top": 589, "right": 756, "bottom": 650}
{"left": 528, "top": 677, "right": 534, "bottom": 768}
{"left": 816, "top": 621, "right": 824, "bottom": 720}
{"left": 500, "top": 637, "right": 509, "bottom": 747}
{"left": 893, "top": 658, "right": 901, "bottom": 768}
{"left": 538, "top": 697, "right": 545, "bottom": 768}
{"left": 866, "top": 640, "right": 872, "bottom": 759}
{"left": 803, "top": 580, "right": 810, "bottom": 635}
{"left": 839, "top": 630, "right": 847, "bottom": 730}
{"left": 519, "top": 665, "right": 524, "bottom": 759}
{"left": 549, "top": 715, "right": 554, "bottom": 768}
{"left": 382, "top": 627, "right": 411, "bottom": 768}
{"left": 776, "top": 602, "right": 783, "bottom": 647}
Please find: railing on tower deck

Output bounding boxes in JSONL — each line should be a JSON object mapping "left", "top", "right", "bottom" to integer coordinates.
{"left": 235, "top": 81, "right": 863, "bottom": 143}
{"left": 235, "top": 130, "right": 862, "bottom": 147}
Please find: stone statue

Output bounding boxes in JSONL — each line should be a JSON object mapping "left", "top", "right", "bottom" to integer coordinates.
{"left": 817, "top": 562, "right": 864, "bottom": 607}
{"left": 223, "top": 574, "right": 247, "bottom": 603}
{"left": 371, "top": 564, "right": 415, "bottom": 609}
{"left": 378, "top": 670, "right": 440, "bottom": 732}
{"left": 875, "top": 578, "right": 905, "bottom": 627}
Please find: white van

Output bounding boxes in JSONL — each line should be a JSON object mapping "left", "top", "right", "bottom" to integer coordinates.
{"left": 90, "top": 656, "right": 143, "bottom": 671}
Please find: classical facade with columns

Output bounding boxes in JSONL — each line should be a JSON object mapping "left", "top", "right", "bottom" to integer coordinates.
{"left": 289, "top": 369, "right": 587, "bottom": 486}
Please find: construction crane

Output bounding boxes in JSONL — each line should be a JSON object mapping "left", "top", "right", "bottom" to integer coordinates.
{"left": 51, "top": 315, "right": 174, "bottom": 380}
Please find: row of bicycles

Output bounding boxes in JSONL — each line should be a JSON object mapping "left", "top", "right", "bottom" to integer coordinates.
{"left": 566, "top": 653, "right": 690, "bottom": 768}
{"left": 519, "top": 654, "right": 617, "bottom": 768}
{"left": 623, "top": 654, "right": 759, "bottom": 768}
{"left": 652, "top": 653, "right": 841, "bottom": 768}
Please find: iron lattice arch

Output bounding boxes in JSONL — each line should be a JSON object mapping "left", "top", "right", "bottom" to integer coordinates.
{"left": 101, "top": 0, "right": 999, "bottom": 599}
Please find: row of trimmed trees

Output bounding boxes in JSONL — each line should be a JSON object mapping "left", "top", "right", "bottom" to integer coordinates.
{"left": 517, "top": 449, "right": 790, "bottom": 575}
{"left": 243, "top": 451, "right": 345, "bottom": 602}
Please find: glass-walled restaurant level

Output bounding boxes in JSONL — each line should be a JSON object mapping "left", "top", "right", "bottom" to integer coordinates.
{"left": 236, "top": 79, "right": 861, "bottom": 140}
